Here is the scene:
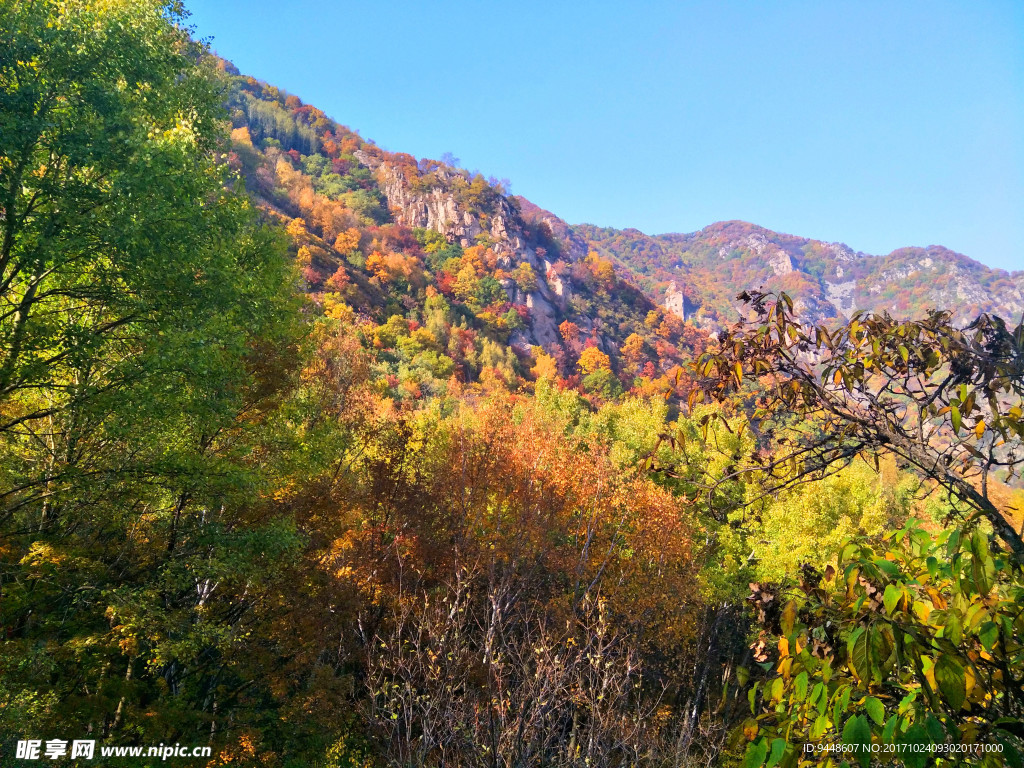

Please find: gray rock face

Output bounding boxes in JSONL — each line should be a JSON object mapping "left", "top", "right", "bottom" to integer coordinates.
{"left": 355, "top": 153, "right": 591, "bottom": 351}
{"left": 768, "top": 250, "right": 793, "bottom": 277}
{"left": 525, "top": 292, "right": 561, "bottom": 348}
{"left": 664, "top": 281, "right": 686, "bottom": 319}
{"left": 374, "top": 164, "right": 483, "bottom": 246}
{"left": 825, "top": 280, "right": 857, "bottom": 316}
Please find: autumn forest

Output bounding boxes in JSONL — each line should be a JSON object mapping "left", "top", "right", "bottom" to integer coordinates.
{"left": 1, "top": 3, "right": 1023, "bottom": 767}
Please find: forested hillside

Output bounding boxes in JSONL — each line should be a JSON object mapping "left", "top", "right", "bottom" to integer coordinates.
{"left": 576, "top": 220, "right": 1023, "bottom": 328}
{"left": 217, "top": 65, "right": 710, "bottom": 403}
{"left": 1, "top": 2, "right": 1023, "bottom": 767}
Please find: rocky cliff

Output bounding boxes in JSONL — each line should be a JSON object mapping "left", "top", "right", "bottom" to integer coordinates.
{"left": 354, "top": 151, "right": 610, "bottom": 352}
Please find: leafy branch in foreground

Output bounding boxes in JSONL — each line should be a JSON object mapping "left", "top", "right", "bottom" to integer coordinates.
{"left": 694, "top": 290, "right": 1024, "bottom": 563}
{"left": 658, "top": 292, "right": 1024, "bottom": 766}
{"left": 740, "top": 523, "right": 1024, "bottom": 768}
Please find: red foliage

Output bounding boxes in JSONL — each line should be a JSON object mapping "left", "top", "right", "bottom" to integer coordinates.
{"left": 325, "top": 266, "right": 349, "bottom": 292}
{"left": 375, "top": 224, "right": 421, "bottom": 255}
{"left": 436, "top": 272, "right": 456, "bottom": 296}
{"left": 301, "top": 265, "right": 324, "bottom": 286}
{"left": 561, "top": 374, "right": 583, "bottom": 391}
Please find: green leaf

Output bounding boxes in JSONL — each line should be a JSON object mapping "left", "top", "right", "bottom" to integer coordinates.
{"left": 841, "top": 714, "right": 871, "bottom": 768}
{"left": 951, "top": 405, "right": 962, "bottom": 433}
{"left": 766, "top": 738, "right": 786, "bottom": 768}
{"left": 848, "top": 627, "right": 871, "bottom": 684}
{"left": 997, "top": 737, "right": 1023, "bottom": 768}
{"left": 743, "top": 737, "right": 768, "bottom": 768}
{"left": 882, "top": 583, "right": 901, "bottom": 615}
{"left": 873, "top": 558, "right": 900, "bottom": 579}
{"left": 881, "top": 714, "right": 898, "bottom": 744}
{"left": 833, "top": 684, "right": 852, "bottom": 727}
{"left": 923, "top": 714, "right": 945, "bottom": 745}
{"left": 897, "top": 691, "right": 917, "bottom": 715}
{"left": 793, "top": 671, "right": 808, "bottom": 702}
{"left": 811, "top": 714, "right": 828, "bottom": 739}
{"left": 969, "top": 530, "right": 995, "bottom": 594}
{"left": 898, "top": 724, "right": 931, "bottom": 768}
{"left": 809, "top": 681, "right": 824, "bottom": 709}
{"left": 864, "top": 696, "right": 885, "bottom": 726}
{"left": 736, "top": 666, "right": 750, "bottom": 686}
{"left": 979, "top": 621, "right": 999, "bottom": 651}
{"left": 946, "top": 529, "right": 962, "bottom": 557}
{"left": 944, "top": 611, "right": 963, "bottom": 645}
{"left": 934, "top": 655, "right": 966, "bottom": 711}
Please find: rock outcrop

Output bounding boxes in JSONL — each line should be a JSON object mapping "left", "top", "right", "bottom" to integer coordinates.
{"left": 355, "top": 152, "right": 595, "bottom": 351}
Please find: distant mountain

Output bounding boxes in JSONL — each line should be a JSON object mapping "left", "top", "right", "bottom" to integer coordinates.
{"left": 574, "top": 219, "right": 1024, "bottom": 327}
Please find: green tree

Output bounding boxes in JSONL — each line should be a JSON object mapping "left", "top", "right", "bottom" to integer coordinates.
{"left": 0, "top": 0, "right": 308, "bottom": 748}
{"left": 699, "top": 291, "right": 1024, "bottom": 563}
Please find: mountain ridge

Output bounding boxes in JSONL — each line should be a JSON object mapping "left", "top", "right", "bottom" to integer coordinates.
{"left": 569, "top": 217, "right": 1023, "bottom": 327}
{"left": 217, "top": 52, "right": 1021, "bottom": 333}
{"left": 222, "top": 66, "right": 696, "bottom": 398}
{"left": 220, "top": 58, "right": 1022, "bottom": 405}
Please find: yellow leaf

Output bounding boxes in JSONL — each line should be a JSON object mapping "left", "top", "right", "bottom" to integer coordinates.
{"left": 923, "top": 658, "right": 937, "bottom": 692}
{"left": 781, "top": 599, "right": 797, "bottom": 636}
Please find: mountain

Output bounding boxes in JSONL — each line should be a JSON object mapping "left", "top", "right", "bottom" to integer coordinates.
{"left": 221, "top": 64, "right": 700, "bottom": 400}
{"left": 574, "top": 219, "right": 1024, "bottom": 327}
{"left": 220, "top": 59, "right": 1021, "bottom": 404}
{"left": 9, "top": 10, "right": 1024, "bottom": 764}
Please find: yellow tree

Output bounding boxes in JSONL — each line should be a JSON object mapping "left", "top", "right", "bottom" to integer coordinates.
{"left": 531, "top": 347, "right": 559, "bottom": 380}
{"left": 621, "top": 333, "right": 647, "bottom": 372}
{"left": 578, "top": 346, "right": 611, "bottom": 376}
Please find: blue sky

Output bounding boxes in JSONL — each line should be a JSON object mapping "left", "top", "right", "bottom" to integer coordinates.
{"left": 188, "top": 0, "right": 1022, "bottom": 271}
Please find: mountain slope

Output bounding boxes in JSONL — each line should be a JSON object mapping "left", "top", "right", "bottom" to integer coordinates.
{"left": 220, "top": 58, "right": 1020, "bottom": 403}
{"left": 576, "top": 219, "right": 1024, "bottom": 327}
{"left": 220, "top": 64, "right": 702, "bottom": 401}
